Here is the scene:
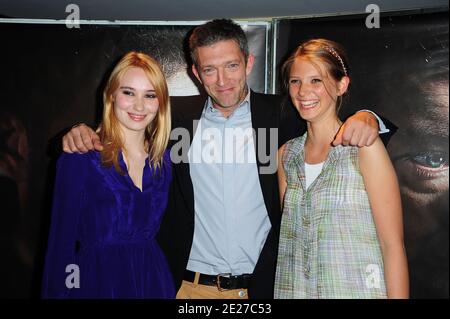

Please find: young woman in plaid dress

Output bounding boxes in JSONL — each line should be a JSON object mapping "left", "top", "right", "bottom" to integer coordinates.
{"left": 275, "top": 39, "right": 409, "bottom": 299}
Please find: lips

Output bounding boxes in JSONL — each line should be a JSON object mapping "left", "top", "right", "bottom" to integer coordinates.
{"left": 128, "top": 113, "right": 147, "bottom": 122}
{"left": 216, "top": 87, "right": 234, "bottom": 94}
{"left": 299, "top": 100, "right": 319, "bottom": 109}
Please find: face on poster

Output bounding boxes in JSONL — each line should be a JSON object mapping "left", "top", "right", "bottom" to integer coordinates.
{"left": 274, "top": 11, "right": 449, "bottom": 298}
{"left": 118, "top": 23, "right": 268, "bottom": 96}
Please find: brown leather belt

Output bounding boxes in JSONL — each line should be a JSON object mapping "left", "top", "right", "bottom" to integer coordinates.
{"left": 184, "top": 270, "right": 252, "bottom": 290}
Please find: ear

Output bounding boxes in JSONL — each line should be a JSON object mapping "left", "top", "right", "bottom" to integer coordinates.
{"left": 192, "top": 64, "right": 202, "bottom": 84}
{"left": 337, "top": 76, "right": 350, "bottom": 96}
{"left": 245, "top": 53, "right": 255, "bottom": 76}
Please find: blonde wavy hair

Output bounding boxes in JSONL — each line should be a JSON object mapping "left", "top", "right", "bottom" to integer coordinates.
{"left": 97, "top": 51, "right": 171, "bottom": 173}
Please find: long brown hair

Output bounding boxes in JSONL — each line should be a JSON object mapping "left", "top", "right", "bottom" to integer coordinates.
{"left": 97, "top": 52, "right": 171, "bottom": 173}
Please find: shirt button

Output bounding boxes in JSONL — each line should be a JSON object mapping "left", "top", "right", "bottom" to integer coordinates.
{"left": 304, "top": 267, "right": 310, "bottom": 279}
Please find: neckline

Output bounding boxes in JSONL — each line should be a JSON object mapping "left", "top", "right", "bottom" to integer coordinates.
{"left": 118, "top": 151, "right": 150, "bottom": 193}
{"left": 305, "top": 161, "right": 324, "bottom": 166}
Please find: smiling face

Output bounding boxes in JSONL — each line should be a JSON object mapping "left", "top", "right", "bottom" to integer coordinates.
{"left": 112, "top": 67, "right": 159, "bottom": 136}
{"left": 192, "top": 39, "right": 254, "bottom": 116}
{"left": 288, "top": 57, "right": 348, "bottom": 123}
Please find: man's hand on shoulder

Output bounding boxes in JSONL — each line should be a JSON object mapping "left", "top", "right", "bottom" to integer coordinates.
{"left": 62, "top": 123, "right": 103, "bottom": 153}
{"left": 333, "top": 111, "right": 379, "bottom": 147}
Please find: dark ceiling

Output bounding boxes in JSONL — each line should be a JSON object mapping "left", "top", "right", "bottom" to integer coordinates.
{"left": 0, "top": 0, "right": 448, "bottom": 21}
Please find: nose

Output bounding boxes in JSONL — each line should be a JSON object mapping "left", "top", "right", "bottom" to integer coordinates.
{"left": 216, "top": 68, "right": 226, "bottom": 86}
{"left": 297, "top": 83, "right": 308, "bottom": 97}
{"left": 134, "top": 96, "right": 145, "bottom": 111}
{"left": 290, "top": 83, "right": 304, "bottom": 98}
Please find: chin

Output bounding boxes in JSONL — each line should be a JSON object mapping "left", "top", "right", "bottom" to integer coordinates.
{"left": 216, "top": 100, "right": 237, "bottom": 108}
{"left": 298, "top": 110, "right": 318, "bottom": 121}
{"left": 126, "top": 123, "right": 149, "bottom": 132}
{"left": 214, "top": 94, "right": 240, "bottom": 107}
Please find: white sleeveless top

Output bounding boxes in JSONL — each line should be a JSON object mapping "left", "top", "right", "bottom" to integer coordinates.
{"left": 305, "top": 162, "right": 324, "bottom": 189}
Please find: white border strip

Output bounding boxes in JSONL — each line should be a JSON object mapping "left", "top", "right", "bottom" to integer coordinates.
{"left": 264, "top": 21, "right": 270, "bottom": 94}
{"left": 0, "top": 18, "right": 270, "bottom": 25}
{"left": 271, "top": 20, "right": 278, "bottom": 94}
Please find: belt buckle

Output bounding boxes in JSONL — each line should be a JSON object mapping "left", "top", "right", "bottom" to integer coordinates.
{"left": 216, "top": 273, "right": 231, "bottom": 291}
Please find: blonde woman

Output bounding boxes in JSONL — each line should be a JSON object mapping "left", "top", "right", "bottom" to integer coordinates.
{"left": 275, "top": 39, "right": 409, "bottom": 298}
{"left": 42, "top": 52, "right": 174, "bottom": 298}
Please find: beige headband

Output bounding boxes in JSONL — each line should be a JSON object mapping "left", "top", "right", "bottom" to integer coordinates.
{"left": 322, "top": 46, "right": 348, "bottom": 76}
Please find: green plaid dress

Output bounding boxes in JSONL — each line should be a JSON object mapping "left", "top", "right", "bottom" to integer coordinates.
{"left": 274, "top": 134, "right": 387, "bottom": 299}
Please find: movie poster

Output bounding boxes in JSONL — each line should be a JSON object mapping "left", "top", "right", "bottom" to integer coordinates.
{"left": 0, "top": 21, "right": 268, "bottom": 297}
{"left": 274, "top": 10, "right": 448, "bottom": 298}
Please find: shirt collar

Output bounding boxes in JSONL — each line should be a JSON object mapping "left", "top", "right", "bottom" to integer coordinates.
{"left": 205, "top": 88, "right": 251, "bottom": 117}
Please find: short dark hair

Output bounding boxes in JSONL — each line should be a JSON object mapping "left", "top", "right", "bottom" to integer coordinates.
{"left": 189, "top": 19, "right": 249, "bottom": 66}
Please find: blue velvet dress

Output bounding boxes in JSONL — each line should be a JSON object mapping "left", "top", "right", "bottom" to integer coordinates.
{"left": 42, "top": 150, "right": 175, "bottom": 298}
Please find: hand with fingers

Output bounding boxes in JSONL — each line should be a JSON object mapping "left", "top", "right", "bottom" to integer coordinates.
{"left": 333, "top": 111, "right": 379, "bottom": 147}
{"left": 62, "top": 123, "right": 103, "bottom": 154}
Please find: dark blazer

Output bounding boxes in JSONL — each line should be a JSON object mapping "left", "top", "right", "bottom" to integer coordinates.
{"left": 157, "top": 91, "right": 304, "bottom": 299}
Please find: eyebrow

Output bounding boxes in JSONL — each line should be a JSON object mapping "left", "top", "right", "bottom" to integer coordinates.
{"left": 409, "top": 120, "right": 448, "bottom": 138}
{"left": 289, "top": 74, "right": 322, "bottom": 78}
{"left": 201, "top": 60, "right": 240, "bottom": 68}
{"left": 119, "top": 86, "right": 155, "bottom": 92}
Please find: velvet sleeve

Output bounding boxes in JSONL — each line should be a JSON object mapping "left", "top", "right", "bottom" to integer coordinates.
{"left": 41, "top": 153, "right": 88, "bottom": 298}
